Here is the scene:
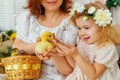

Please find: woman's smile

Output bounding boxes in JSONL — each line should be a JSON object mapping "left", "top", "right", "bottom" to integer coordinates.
{"left": 46, "top": 0, "right": 57, "bottom": 5}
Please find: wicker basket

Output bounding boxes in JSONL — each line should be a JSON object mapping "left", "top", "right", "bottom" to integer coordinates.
{"left": 0, "top": 55, "right": 41, "bottom": 80}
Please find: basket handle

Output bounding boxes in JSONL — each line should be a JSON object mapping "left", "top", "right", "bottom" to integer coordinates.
{"left": 0, "top": 32, "right": 11, "bottom": 46}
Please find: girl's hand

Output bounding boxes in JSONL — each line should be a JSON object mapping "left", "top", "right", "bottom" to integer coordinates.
{"left": 46, "top": 48, "right": 64, "bottom": 57}
{"left": 52, "top": 37, "right": 79, "bottom": 57}
{"left": 55, "top": 43, "right": 79, "bottom": 57}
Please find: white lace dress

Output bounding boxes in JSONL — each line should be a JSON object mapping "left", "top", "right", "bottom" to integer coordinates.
{"left": 14, "top": 10, "right": 78, "bottom": 80}
{"left": 66, "top": 41, "right": 120, "bottom": 80}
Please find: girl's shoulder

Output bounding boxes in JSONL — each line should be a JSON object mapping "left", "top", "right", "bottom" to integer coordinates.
{"left": 95, "top": 41, "right": 119, "bottom": 67}
{"left": 99, "top": 41, "right": 117, "bottom": 50}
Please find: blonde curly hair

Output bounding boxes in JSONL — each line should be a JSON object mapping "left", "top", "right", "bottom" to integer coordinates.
{"left": 71, "top": 1, "right": 120, "bottom": 46}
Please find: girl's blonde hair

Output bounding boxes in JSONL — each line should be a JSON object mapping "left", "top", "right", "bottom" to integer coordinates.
{"left": 71, "top": 1, "right": 120, "bottom": 46}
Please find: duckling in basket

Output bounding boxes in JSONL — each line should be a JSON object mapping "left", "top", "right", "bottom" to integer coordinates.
{"left": 11, "top": 48, "right": 24, "bottom": 56}
{"left": 35, "top": 31, "right": 56, "bottom": 54}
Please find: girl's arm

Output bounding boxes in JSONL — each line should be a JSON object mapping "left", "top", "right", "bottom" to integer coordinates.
{"left": 51, "top": 55, "right": 74, "bottom": 76}
{"left": 55, "top": 43, "right": 106, "bottom": 80}
{"left": 45, "top": 48, "right": 75, "bottom": 76}
{"left": 65, "top": 56, "right": 76, "bottom": 69}
{"left": 12, "top": 38, "right": 36, "bottom": 54}
{"left": 73, "top": 53, "right": 106, "bottom": 80}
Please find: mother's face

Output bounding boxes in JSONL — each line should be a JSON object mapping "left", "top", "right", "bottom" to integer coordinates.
{"left": 40, "top": 0, "right": 63, "bottom": 11}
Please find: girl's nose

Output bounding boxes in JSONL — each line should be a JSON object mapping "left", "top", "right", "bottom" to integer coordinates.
{"left": 79, "top": 30, "right": 85, "bottom": 37}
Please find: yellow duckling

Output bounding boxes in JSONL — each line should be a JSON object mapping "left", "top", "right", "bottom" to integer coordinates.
{"left": 11, "top": 48, "right": 23, "bottom": 56}
{"left": 10, "top": 32, "right": 17, "bottom": 41}
{"left": 35, "top": 31, "right": 55, "bottom": 54}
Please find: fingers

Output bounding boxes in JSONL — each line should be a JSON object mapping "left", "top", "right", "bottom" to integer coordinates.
{"left": 36, "top": 53, "right": 50, "bottom": 60}
{"left": 53, "top": 36, "right": 62, "bottom": 44}
{"left": 56, "top": 43, "right": 69, "bottom": 52}
{"left": 55, "top": 47, "right": 65, "bottom": 54}
{"left": 44, "top": 49, "right": 58, "bottom": 56}
{"left": 36, "top": 37, "right": 41, "bottom": 42}
{"left": 34, "top": 49, "right": 50, "bottom": 60}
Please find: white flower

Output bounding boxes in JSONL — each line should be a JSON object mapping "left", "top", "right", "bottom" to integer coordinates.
{"left": 76, "top": 5, "right": 85, "bottom": 13}
{"left": 88, "top": 7, "right": 96, "bottom": 14}
{"left": 70, "top": 2, "right": 85, "bottom": 15}
{"left": 94, "top": 9, "right": 112, "bottom": 27}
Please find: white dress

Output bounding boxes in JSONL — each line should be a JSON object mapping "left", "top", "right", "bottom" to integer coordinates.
{"left": 15, "top": 10, "right": 78, "bottom": 80}
{"left": 66, "top": 40, "right": 120, "bottom": 80}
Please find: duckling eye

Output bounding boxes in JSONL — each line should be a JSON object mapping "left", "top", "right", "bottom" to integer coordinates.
{"left": 49, "top": 35, "right": 51, "bottom": 37}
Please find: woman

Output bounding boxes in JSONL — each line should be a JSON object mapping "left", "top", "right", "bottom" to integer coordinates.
{"left": 12, "top": 0, "right": 78, "bottom": 80}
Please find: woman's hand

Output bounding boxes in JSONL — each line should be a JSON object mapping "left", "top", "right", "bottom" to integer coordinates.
{"left": 34, "top": 49, "right": 51, "bottom": 60}
{"left": 35, "top": 37, "right": 51, "bottom": 60}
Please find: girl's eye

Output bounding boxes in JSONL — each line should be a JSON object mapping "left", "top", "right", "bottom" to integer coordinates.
{"left": 78, "top": 27, "right": 81, "bottom": 30}
{"left": 85, "top": 27, "right": 90, "bottom": 29}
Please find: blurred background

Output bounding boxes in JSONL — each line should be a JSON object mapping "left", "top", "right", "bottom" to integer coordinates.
{"left": 0, "top": 0, "right": 27, "bottom": 30}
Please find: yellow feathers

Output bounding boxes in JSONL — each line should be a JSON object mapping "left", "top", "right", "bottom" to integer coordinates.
{"left": 11, "top": 48, "right": 19, "bottom": 56}
{"left": 35, "top": 31, "right": 55, "bottom": 54}
{"left": 11, "top": 48, "right": 23, "bottom": 56}
{"left": 10, "top": 32, "right": 16, "bottom": 41}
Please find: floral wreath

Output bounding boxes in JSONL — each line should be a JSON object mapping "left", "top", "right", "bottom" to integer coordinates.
{"left": 70, "top": 2, "right": 113, "bottom": 27}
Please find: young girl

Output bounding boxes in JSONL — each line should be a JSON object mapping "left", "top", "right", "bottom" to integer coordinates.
{"left": 53, "top": 1, "right": 120, "bottom": 80}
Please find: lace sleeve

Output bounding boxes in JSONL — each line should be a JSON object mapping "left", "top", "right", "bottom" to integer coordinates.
{"left": 15, "top": 10, "right": 31, "bottom": 41}
{"left": 59, "top": 19, "right": 79, "bottom": 45}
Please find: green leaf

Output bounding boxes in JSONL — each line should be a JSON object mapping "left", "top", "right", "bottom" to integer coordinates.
{"left": 106, "top": 0, "right": 120, "bottom": 9}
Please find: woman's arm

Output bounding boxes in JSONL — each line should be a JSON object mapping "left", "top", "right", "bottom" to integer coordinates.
{"left": 12, "top": 38, "right": 36, "bottom": 54}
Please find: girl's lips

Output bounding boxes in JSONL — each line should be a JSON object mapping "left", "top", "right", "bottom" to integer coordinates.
{"left": 83, "top": 37, "right": 90, "bottom": 41}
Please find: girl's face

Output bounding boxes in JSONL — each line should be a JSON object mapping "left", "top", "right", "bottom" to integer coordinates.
{"left": 76, "top": 16, "right": 102, "bottom": 44}
{"left": 40, "top": 0, "right": 63, "bottom": 11}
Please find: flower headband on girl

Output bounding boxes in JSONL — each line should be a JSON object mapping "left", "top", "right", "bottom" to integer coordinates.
{"left": 70, "top": 2, "right": 113, "bottom": 27}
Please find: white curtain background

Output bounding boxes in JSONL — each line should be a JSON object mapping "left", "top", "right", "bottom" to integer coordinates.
{"left": 0, "top": 0, "right": 27, "bottom": 30}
